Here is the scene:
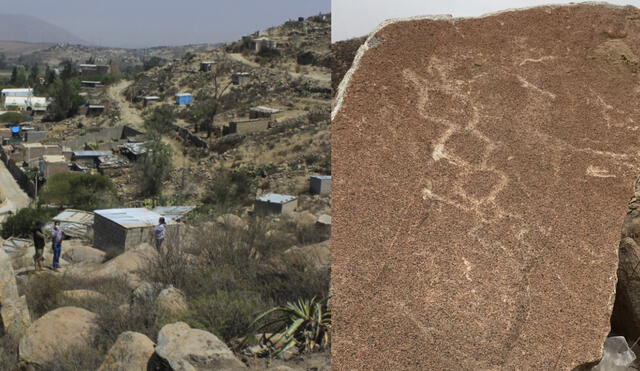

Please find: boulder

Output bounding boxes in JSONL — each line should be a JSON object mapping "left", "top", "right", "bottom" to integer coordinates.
{"left": 89, "top": 243, "right": 158, "bottom": 288}
{"left": 62, "top": 243, "right": 106, "bottom": 264}
{"left": 155, "top": 322, "right": 246, "bottom": 370}
{"left": 294, "top": 212, "right": 317, "bottom": 229}
{"left": 0, "top": 248, "right": 18, "bottom": 303}
{"left": 332, "top": 3, "right": 639, "bottom": 369}
{"left": 98, "top": 331, "right": 155, "bottom": 371}
{"left": 19, "top": 306, "right": 98, "bottom": 365}
{"left": 285, "top": 240, "right": 330, "bottom": 269}
{"left": 155, "top": 286, "right": 188, "bottom": 316}
{"left": 132, "top": 281, "right": 163, "bottom": 305}
{"left": 0, "top": 295, "right": 31, "bottom": 338}
{"left": 216, "top": 214, "right": 248, "bottom": 230}
{"left": 316, "top": 214, "right": 331, "bottom": 226}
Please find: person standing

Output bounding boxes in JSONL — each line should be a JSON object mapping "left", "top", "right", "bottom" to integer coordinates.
{"left": 32, "top": 221, "right": 45, "bottom": 271}
{"left": 154, "top": 217, "right": 166, "bottom": 250}
{"left": 51, "top": 221, "right": 64, "bottom": 270}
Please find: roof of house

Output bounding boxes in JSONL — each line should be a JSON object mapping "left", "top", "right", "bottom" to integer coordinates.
{"left": 121, "top": 142, "right": 147, "bottom": 156}
{"left": 152, "top": 206, "right": 196, "bottom": 221}
{"left": 257, "top": 193, "right": 297, "bottom": 204}
{"left": 175, "top": 93, "right": 192, "bottom": 97}
{"left": 250, "top": 106, "right": 282, "bottom": 114}
{"left": 94, "top": 208, "right": 175, "bottom": 229}
{"left": 1, "top": 237, "right": 32, "bottom": 258}
{"left": 1, "top": 88, "right": 33, "bottom": 95}
{"left": 48, "top": 209, "right": 94, "bottom": 239}
{"left": 311, "top": 175, "right": 332, "bottom": 180}
{"left": 144, "top": 96, "right": 160, "bottom": 100}
{"left": 73, "top": 151, "right": 111, "bottom": 157}
{"left": 41, "top": 155, "right": 66, "bottom": 163}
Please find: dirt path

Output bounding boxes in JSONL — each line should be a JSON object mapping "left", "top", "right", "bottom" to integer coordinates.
{"left": 228, "top": 53, "right": 260, "bottom": 67}
{"left": 0, "top": 161, "right": 30, "bottom": 221}
{"left": 107, "top": 80, "right": 144, "bottom": 130}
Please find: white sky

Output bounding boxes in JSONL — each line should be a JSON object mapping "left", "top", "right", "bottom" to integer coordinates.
{"left": 332, "top": 0, "right": 640, "bottom": 42}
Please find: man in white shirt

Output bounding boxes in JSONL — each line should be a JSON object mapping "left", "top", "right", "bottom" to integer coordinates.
{"left": 154, "top": 217, "right": 166, "bottom": 250}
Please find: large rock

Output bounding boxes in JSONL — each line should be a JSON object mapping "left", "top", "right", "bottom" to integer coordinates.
{"left": 19, "top": 306, "right": 98, "bottom": 365}
{"left": 98, "top": 331, "right": 155, "bottom": 371}
{"left": 155, "top": 322, "right": 246, "bottom": 370}
{"left": 62, "top": 243, "right": 106, "bottom": 264}
{"left": 88, "top": 243, "right": 158, "bottom": 288}
{"left": 285, "top": 240, "right": 330, "bottom": 269}
{"left": 155, "top": 286, "right": 188, "bottom": 316}
{"left": 0, "top": 249, "right": 18, "bottom": 303}
{"left": 332, "top": 3, "right": 639, "bottom": 369}
{"left": 216, "top": 214, "right": 248, "bottom": 230}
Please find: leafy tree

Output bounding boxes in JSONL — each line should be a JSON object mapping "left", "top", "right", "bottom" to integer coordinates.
{"left": 1, "top": 207, "right": 56, "bottom": 239}
{"left": 144, "top": 105, "right": 176, "bottom": 136}
{"left": 135, "top": 140, "right": 172, "bottom": 197}
{"left": 142, "top": 56, "right": 164, "bottom": 71}
{"left": 38, "top": 172, "right": 117, "bottom": 210}
{"left": 46, "top": 77, "right": 85, "bottom": 121}
{"left": 28, "top": 63, "right": 39, "bottom": 85}
{"left": 0, "top": 53, "right": 7, "bottom": 69}
{"left": 191, "top": 61, "right": 232, "bottom": 139}
{"left": 9, "top": 65, "right": 27, "bottom": 86}
{"left": 60, "top": 60, "right": 78, "bottom": 80}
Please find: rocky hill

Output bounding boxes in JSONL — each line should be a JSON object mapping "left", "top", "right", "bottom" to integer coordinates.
{"left": 0, "top": 14, "right": 85, "bottom": 45}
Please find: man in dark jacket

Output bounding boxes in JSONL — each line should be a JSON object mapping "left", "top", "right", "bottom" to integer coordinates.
{"left": 32, "top": 221, "right": 45, "bottom": 271}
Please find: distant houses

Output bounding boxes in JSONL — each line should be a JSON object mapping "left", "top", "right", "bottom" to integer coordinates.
{"left": 310, "top": 175, "right": 331, "bottom": 195}
{"left": 250, "top": 38, "right": 278, "bottom": 53}
{"left": 199, "top": 61, "right": 217, "bottom": 72}
{"left": 143, "top": 96, "right": 160, "bottom": 107}
{"left": 79, "top": 64, "right": 110, "bottom": 76}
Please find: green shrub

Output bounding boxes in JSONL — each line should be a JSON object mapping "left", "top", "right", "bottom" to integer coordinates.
{"left": 183, "top": 290, "right": 265, "bottom": 342}
{"left": 0, "top": 112, "right": 30, "bottom": 124}
{"left": 38, "top": 172, "right": 117, "bottom": 210}
{"left": 19, "top": 272, "right": 65, "bottom": 319}
{"left": 1, "top": 207, "right": 56, "bottom": 239}
{"left": 135, "top": 139, "right": 173, "bottom": 197}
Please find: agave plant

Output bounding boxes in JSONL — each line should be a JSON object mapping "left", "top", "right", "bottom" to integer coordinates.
{"left": 250, "top": 296, "right": 331, "bottom": 356}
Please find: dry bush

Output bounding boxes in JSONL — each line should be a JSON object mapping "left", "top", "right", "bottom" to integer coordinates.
{"left": 141, "top": 217, "right": 330, "bottom": 341}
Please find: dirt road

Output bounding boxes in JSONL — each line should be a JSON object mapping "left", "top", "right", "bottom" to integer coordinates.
{"left": 0, "top": 161, "right": 30, "bottom": 221}
{"left": 107, "top": 80, "right": 144, "bottom": 129}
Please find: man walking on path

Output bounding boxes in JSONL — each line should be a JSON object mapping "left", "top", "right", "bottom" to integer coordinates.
{"left": 32, "top": 221, "right": 45, "bottom": 271}
{"left": 51, "top": 221, "right": 64, "bottom": 270}
{"left": 154, "top": 217, "right": 166, "bottom": 250}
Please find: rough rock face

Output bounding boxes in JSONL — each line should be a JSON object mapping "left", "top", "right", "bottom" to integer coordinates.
{"left": 0, "top": 249, "right": 30, "bottom": 338}
{"left": 62, "top": 243, "right": 106, "bottom": 264}
{"left": 332, "top": 4, "right": 640, "bottom": 370}
{"left": 155, "top": 322, "right": 247, "bottom": 370}
{"left": 19, "top": 306, "right": 98, "bottom": 365}
{"left": 98, "top": 331, "right": 155, "bottom": 371}
{"left": 155, "top": 286, "right": 188, "bottom": 316}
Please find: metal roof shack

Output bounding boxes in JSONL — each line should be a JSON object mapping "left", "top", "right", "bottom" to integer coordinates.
{"left": 310, "top": 175, "right": 332, "bottom": 195}
{"left": 46, "top": 209, "right": 94, "bottom": 239}
{"left": 120, "top": 142, "right": 148, "bottom": 159}
{"left": 93, "top": 208, "right": 176, "bottom": 251}
{"left": 255, "top": 193, "right": 298, "bottom": 215}
{"left": 73, "top": 151, "right": 111, "bottom": 158}
{"left": 249, "top": 106, "right": 282, "bottom": 119}
{"left": 152, "top": 206, "right": 196, "bottom": 222}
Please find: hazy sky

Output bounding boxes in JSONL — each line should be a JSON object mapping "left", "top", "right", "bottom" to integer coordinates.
{"left": 1, "top": 0, "right": 330, "bottom": 48}
{"left": 333, "top": 0, "right": 640, "bottom": 42}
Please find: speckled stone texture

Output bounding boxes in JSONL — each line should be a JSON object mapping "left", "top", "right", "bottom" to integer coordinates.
{"left": 331, "top": 4, "right": 640, "bottom": 370}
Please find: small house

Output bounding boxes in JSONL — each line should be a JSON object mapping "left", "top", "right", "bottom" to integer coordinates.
{"left": 120, "top": 142, "right": 147, "bottom": 160}
{"left": 226, "top": 118, "right": 269, "bottom": 135}
{"left": 143, "top": 96, "right": 160, "bottom": 107}
{"left": 249, "top": 106, "right": 282, "bottom": 119}
{"left": 254, "top": 193, "right": 297, "bottom": 216}
{"left": 231, "top": 72, "right": 251, "bottom": 86}
{"left": 175, "top": 93, "right": 193, "bottom": 106}
{"left": 310, "top": 175, "right": 332, "bottom": 195}
{"left": 39, "top": 155, "right": 69, "bottom": 179}
{"left": 80, "top": 81, "right": 104, "bottom": 89}
{"left": 86, "top": 105, "right": 105, "bottom": 116}
{"left": 72, "top": 151, "right": 111, "bottom": 168}
{"left": 199, "top": 61, "right": 217, "bottom": 72}
{"left": 251, "top": 38, "right": 278, "bottom": 53}
{"left": 47, "top": 209, "right": 95, "bottom": 240}
{"left": 4, "top": 96, "right": 48, "bottom": 111}
{"left": 79, "top": 64, "right": 110, "bottom": 75}
{"left": 93, "top": 208, "right": 176, "bottom": 252}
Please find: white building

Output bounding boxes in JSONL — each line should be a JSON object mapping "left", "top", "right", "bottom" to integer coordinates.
{"left": 1, "top": 88, "right": 33, "bottom": 97}
{"left": 3, "top": 96, "right": 49, "bottom": 111}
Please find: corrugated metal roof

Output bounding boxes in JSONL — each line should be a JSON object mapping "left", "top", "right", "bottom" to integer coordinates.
{"left": 257, "top": 193, "right": 297, "bottom": 204}
{"left": 73, "top": 151, "right": 111, "bottom": 157}
{"left": 311, "top": 175, "right": 331, "bottom": 180}
{"left": 49, "top": 209, "right": 95, "bottom": 239}
{"left": 144, "top": 96, "right": 160, "bottom": 100}
{"left": 250, "top": 106, "right": 282, "bottom": 114}
{"left": 1, "top": 238, "right": 31, "bottom": 258}
{"left": 175, "top": 93, "right": 192, "bottom": 97}
{"left": 94, "top": 208, "right": 174, "bottom": 229}
{"left": 152, "top": 206, "right": 196, "bottom": 221}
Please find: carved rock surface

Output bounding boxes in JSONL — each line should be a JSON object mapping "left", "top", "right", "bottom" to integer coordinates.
{"left": 332, "top": 4, "right": 640, "bottom": 370}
